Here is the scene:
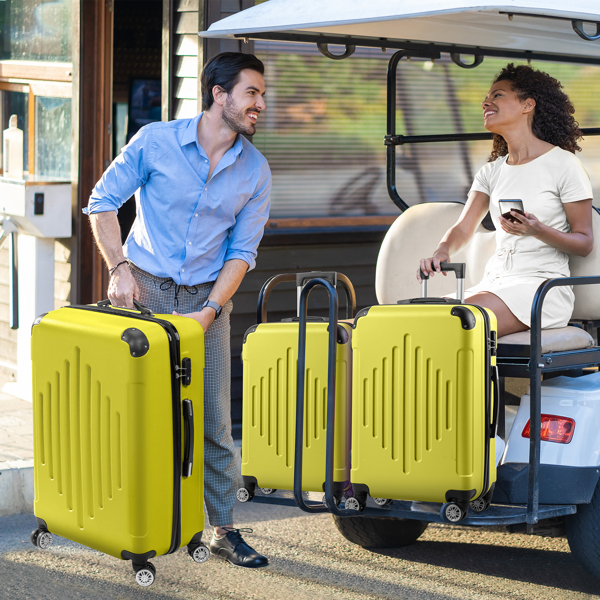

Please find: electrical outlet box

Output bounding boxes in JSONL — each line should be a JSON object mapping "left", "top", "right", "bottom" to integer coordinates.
{"left": 0, "top": 177, "right": 71, "bottom": 238}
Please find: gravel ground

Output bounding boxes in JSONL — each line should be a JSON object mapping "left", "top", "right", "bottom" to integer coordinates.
{"left": 1, "top": 502, "right": 599, "bottom": 600}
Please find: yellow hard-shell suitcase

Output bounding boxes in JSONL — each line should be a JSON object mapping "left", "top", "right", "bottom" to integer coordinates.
{"left": 237, "top": 273, "right": 355, "bottom": 504}
{"left": 30, "top": 300, "right": 207, "bottom": 586}
{"left": 349, "top": 264, "right": 499, "bottom": 521}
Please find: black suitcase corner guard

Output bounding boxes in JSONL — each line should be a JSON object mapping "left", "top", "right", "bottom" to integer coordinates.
{"left": 451, "top": 306, "right": 477, "bottom": 330}
{"left": 121, "top": 328, "right": 150, "bottom": 357}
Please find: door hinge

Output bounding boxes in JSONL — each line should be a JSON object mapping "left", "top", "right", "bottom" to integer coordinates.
{"left": 107, "top": 123, "right": 112, "bottom": 136}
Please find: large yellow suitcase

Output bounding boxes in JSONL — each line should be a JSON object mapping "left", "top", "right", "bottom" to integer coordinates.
{"left": 30, "top": 301, "right": 207, "bottom": 586}
{"left": 237, "top": 273, "right": 354, "bottom": 504}
{"left": 349, "top": 264, "right": 499, "bottom": 522}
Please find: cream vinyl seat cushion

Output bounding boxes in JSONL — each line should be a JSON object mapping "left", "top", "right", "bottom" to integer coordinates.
{"left": 376, "top": 202, "right": 600, "bottom": 353}
{"left": 497, "top": 327, "right": 594, "bottom": 354}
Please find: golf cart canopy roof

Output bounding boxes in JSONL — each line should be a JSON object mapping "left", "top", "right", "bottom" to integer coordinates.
{"left": 201, "top": 0, "right": 600, "bottom": 64}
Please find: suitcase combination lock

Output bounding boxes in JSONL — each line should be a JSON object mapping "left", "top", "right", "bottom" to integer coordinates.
{"left": 176, "top": 357, "right": 192, "bottom": 386}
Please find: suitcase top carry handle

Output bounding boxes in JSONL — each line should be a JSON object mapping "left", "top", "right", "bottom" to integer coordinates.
{"left": 97, "top": 298, "right": 154, "bottom": 317}
{"left": 256, "top": 271, "right": 356, "bottom": 324}
{"left": 419, "top": 262, "right": 465, "bottom": 304}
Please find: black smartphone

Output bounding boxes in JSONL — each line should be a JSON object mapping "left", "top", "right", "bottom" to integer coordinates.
{"left": 498, "top": 199, "right": 525, "bottom": 223}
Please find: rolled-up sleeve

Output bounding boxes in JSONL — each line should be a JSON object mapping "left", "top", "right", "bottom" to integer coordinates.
{"left": 224, "top": 162, "right": 271, "bottom": 271}
{"left": 84, "top": 127, "right": 151, "bottom": 215}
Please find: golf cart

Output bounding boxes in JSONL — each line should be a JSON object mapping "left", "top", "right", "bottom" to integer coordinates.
{"left": 201, "top": 0, "right": 600, "bottom": 580}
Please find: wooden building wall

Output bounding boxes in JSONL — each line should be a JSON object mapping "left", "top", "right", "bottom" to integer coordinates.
{"left": 165, "top": 0, "right": 254, "bottom": 121}
{"left": 0, "top": 241, "right": 71, "bottom": 380}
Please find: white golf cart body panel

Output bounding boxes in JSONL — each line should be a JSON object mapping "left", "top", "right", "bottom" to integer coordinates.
{"left": 504, "top": 371, "right": 600, "bottom": 467}
{"left": 202, "top": 0, "right": 600, "bottom": 61}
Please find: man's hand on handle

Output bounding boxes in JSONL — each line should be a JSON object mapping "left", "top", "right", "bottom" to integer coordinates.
{"left": 108, "top": 263, "right": 140, "bottom": 308}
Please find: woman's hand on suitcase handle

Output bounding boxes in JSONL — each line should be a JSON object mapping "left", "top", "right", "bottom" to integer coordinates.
{"left": 108, "top": 264, "right": 140, "bottom": 308}
{"left": 417, "top": 249, "right": 451, "bottom": 283}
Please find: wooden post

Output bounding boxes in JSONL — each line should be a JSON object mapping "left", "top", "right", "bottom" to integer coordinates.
{"left": 77, "top": 0, "right": 114, "bottom": 304}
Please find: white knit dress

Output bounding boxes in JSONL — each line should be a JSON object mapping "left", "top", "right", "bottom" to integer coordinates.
{"left": 466, "top": 147, "right": 593, "bottom": 329}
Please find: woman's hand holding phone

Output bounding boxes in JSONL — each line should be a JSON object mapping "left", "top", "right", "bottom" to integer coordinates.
{"left": 499, "top": 209, "right": 541, "bottom": 237}
{"left": 498, "top": 199, "right": 539, "bottom": 237}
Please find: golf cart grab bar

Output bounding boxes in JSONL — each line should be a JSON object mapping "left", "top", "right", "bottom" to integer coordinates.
{"left": 317, "top": 43, "right": 356, "bottom": 60}
{"left": 450, "top": 53, "right": 484, "bottom": 69}
{"left": 572, "top": 20, "right": 600, "bottom": 41}
{"left": 386, "top": 50, "right": 413, "bottom": 212}
{"left": 385, "top": 128, "right": 600, "bottom": 146}
{"left": 527, "top": 275, "right": 600, "bottom": 528}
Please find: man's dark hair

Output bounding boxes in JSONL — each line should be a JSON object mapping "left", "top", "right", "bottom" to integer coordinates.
{"left": 201, "top": 52, "right": 265, "bottom": 111}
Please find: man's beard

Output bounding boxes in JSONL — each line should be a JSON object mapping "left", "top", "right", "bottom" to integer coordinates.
{"left": 222, "top": 96, "right": 256, "bottom": 136}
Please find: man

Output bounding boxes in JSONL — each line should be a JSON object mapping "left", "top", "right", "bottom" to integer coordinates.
{"left": 85, "top": 52, "right": 271, "bottom": 568}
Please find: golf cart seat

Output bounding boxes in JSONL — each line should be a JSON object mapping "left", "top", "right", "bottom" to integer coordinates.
{"left": 376, "top": 201, "right": 600, "bottom": 361}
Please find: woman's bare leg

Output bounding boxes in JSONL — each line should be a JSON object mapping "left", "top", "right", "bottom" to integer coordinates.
{"left": 466, "top": 292, "right": 528, "bottom": 338}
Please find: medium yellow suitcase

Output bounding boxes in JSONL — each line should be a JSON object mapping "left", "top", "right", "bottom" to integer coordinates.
{"left": 237, "top": 273, "right": 355, "bottom": 504}
{"left": 348, "top": 264, "right": 499, "bottom": 522}
{"left": 30, "top": 301, "right": 207, "bottom": 586}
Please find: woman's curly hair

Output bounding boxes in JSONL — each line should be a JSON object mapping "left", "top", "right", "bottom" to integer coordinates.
{"left": 488, "top": 63, "right": 582, "bottom": 162}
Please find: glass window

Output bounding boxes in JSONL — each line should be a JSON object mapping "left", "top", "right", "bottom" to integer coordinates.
{"left": 35, "top": 95, "right": 71, "bottom": 179}
{"left": 0, "top": 0, "right": 73, "bottom": 62}
{"left": 0, "top": 90, "right": 29, "bottom": 173}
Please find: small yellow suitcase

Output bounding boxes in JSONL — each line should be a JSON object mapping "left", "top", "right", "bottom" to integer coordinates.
{"left": 237, "top": 273, "right": 355, "bottom": 504}
{"left": 30, "top": 300, "right": 207, "bottom": 586}
{"left": 348, "top": 264, "right": 499, "bottom": 522}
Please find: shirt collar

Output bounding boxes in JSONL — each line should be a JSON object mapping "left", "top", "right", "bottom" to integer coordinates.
{"left": 181, "top": 112, "right": 245, "bottom": 159}
{"left": 180, "top": 113, "right": 203, "bottom": 147}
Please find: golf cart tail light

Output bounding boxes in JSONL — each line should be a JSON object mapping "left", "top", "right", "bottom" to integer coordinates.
{"left": 522, "top": 415, "right": 575, "bottom": 444}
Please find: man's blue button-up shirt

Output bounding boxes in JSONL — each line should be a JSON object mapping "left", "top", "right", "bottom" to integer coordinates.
{"left": 85, "top": 113, "right": 271, "bottom": 286}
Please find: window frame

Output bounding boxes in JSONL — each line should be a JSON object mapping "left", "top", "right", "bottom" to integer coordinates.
{"left": 0, "top": 74, "right": 72, "bottom": 176}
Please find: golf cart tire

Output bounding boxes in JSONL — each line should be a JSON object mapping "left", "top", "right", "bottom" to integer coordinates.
{"left": 331, "top": 514, "right": 428, "bottom": 548}
{"left": 566, "top": 483, "right": 600, "bottom": 580}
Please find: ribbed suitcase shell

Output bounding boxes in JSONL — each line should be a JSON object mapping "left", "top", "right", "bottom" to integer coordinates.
{"left": 31, "top": 306, "right": 204, "bottom": 560}
{"left": 351, "top": 304, "right": 496, "bottom": 503}
{"left": 241, "top": 321, "right": 352, "bottom": 492}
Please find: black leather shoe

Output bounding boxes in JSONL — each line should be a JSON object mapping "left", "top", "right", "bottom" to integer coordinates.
{"left": 209, "top": 528, "right": 269, "bottom": 568}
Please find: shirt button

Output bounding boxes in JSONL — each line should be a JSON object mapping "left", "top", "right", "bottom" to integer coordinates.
{"left": 182, "top": 268, "right": 185, "bottom": 272}
{"left": 195, "top": 213, "right": 198, "bottom": 217}
{"left": 188, "top": 241, "right": 192, "bottom": 245}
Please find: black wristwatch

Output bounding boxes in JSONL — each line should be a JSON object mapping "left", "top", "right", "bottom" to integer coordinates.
{"left": 201, "top": 299, "right": 222, "bottom": 319}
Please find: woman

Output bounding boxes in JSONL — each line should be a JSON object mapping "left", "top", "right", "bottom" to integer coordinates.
{"left": 418, "top": 63, "right": 594, "bottom": 337}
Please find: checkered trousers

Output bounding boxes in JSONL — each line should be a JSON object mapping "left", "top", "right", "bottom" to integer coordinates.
{"left": 129, "top": 262, "right": 237, "bottom": 527}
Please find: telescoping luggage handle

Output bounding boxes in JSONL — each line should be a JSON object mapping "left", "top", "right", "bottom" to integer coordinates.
{"left": 294, "top": 277, "right": 339, "bottom": 514}
{"left": 419, "top": 262, "right": 466, "bottom": 303}
{"left": 294, "top": 278, "right": 363, "bottom": 518}
{"left": 256, "top": 271, "right": 356, "bottom": 324}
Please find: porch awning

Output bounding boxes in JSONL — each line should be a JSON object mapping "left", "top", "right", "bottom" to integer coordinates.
{"left": 200, "top": 0, "right": 600, "bottom": 62}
